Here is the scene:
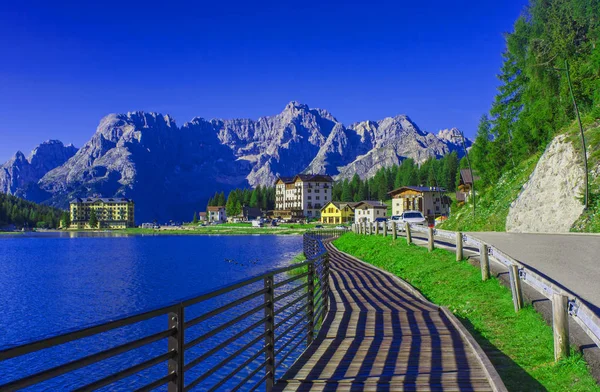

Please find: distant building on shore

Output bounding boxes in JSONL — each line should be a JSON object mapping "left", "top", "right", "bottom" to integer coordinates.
{"left": 353, "top": 201, "right": 388, "bottom": 223}
{"left": 388, "top": 186, "right": 450, "bottom": 220}
{"left": 69, "top": 197, "right": 135, "bottom": 229}
{"left": 207, "top": 206, "right": 227, "bottom": 223}
{"left": 274, "top": 174, "right": 333, "bottom": 220}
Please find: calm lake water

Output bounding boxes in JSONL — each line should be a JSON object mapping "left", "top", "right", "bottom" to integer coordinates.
{"left": 0, "top": 232, "right": 304, "bottom": 390}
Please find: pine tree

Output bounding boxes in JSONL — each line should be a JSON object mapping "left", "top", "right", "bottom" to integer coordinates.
{"left": 89, "top": 210, "right": 98, "bottom": 229}
{"left": 192, "top": 211, "right": 198, "bottom": 224}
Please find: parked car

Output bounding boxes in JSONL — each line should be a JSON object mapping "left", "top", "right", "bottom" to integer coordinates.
{"left": 334, "top": 225, "right": 347, "bottom": 230}
{"left": 374, "top": 217, "right": 387, "bottom": 223}
{"left": 315, "top": 225, "right": 324, "bottom": 229}
{"left": 399, "top": 211, "right": 427, "bottom": 225}
{"left": 390, "top": 215, "right": 402, "bottom": 221}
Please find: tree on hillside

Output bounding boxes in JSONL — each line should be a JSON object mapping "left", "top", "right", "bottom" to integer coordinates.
{"left": 250, "top": 188, "right": 259, "bottom": 208}
{"left": 341, "top": 180, "right": 352, "bottom": 202}
{"left": 60, "top": 211, "right": 71, "bottom": 229}
{"left": 192, "top": 211, "right": 198, "bottom": 224}
{"left": 89, "top": 210, "right": 98, "bottom": 229}
{"left": 217, "top": 192, "right": 226, "bottom": 206}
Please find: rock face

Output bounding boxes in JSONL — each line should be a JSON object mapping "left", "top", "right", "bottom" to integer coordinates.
{"left": 506, "top": 135, "right": 585, "bottom": 233}
{"left": 0, "top": 140, "right": 77, "bottom": 200}
{"left": 1, "top": 102, "right": 469, "bottom": 222}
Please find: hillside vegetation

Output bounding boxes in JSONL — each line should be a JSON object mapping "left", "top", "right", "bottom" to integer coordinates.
{"left": 440, "top": 154, "right": 540, "bottom": 232}
{"left": 450, "top": 0, "right": 600, "bottom": 232}
{"left": 0, "top": 193, "right": 65, "bottom": 229}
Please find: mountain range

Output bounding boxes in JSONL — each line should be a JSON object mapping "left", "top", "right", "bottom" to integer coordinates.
{"left": 0, "top": 101, "right": 470, "bottom": 222}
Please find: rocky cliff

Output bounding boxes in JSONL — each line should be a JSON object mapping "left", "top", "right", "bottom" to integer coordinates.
{"left": 0, "top": 140, "right": 77, "bottom": 200}
{"left": 1, "top": 102, "right": 469, "bottom": 222}
{"left": 506, "top": 135, "right": 585, "bottom": 233}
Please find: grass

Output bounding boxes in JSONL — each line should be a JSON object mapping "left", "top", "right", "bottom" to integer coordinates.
{"left": 333, "top": 233, "right": 600, "bottom": 391}
{"left": 439, "top": 154, "right": 540, "bottom": 232}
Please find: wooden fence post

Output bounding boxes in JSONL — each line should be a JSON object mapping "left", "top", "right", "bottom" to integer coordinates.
{"left": 392, "top": 223, "right": 397, "bottom": 240}
{"left": 552, "top": 293, "right": 570, "bottom": 361}
{"left": 375, "top": 222, "right": 379, "bottom": 236}
{"left": 456, "top": 232, "right": 463, "bottom": 262}
{"left": 406, "top": 223, "right": 412, "bottom": 245}
{"left": 480, "top": 244, "right": 490, "bottom": 281}
{"left": 427, "top": 227, "right": 434, "bottom": 252}
{"left": 508, "top": 265, "right": 523, "bottom": 312}
{"left": 383, "top": 222, "right": 387, "bottom": 237}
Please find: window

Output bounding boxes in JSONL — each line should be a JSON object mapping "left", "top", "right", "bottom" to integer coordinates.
{"left": 308, "top": 196, "right": 312, "bottom": 200}
{"left": 376, "top": 210, "right": 380, "bottom": 215}
{"left": 316, "top": 196, "right": 320, "bottom": 200}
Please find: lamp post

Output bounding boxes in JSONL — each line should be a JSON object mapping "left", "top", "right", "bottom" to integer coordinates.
{"left": 452, "top": 129, "right": 476, "bottom": 215}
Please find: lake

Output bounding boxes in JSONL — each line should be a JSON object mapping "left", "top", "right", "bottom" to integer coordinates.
{"left": 0, "top": 232, "right": 305, "bottom": 390}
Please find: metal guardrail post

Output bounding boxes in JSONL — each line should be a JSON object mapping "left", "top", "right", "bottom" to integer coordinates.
{"left": 480, "top": 244, "right": 490, "bottom": 281}
{"left": 307, "top": 263, "right": 315, "bottom": 345}
{"left": 427, "top": 227, "right": 434, "bottom": 252}
{"left": 264, "top": 275, "right": 275, "bottom": 391}
{"left": 508, "top": 265, "right": 523, "bottom": 312}
{"left": 406, "top": 223, "right": 412, "bottom": 244}
{"left": 456, "top": 232, "right": 463, "bottom": 261}
{"left": 553, "top": 293, "right": 570, "bottom": 361}
{"left": 167, "top": 306, "right": 185, "bottom": 392}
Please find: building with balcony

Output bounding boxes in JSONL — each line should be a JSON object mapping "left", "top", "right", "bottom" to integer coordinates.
{"left": 388, "top": 186, "right": 451, "bottom": 220}
{"left": 274, "top": 174, "right": 333, "bottom": 220}
{"left": 69, "top": 197, "right": 135, "bottom": 229}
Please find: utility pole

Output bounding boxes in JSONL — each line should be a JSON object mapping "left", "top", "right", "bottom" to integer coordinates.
{"left": 564, "top": 60, "right": 589, "bottom": 210}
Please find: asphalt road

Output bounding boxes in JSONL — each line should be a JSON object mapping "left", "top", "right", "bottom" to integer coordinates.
{"left": 468, "top": 232, "right": 600, "bottom": 312}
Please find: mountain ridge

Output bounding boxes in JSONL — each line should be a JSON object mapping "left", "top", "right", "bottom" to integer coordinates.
{"left": 0, "top": 102, "right": 471, "bottom": 221}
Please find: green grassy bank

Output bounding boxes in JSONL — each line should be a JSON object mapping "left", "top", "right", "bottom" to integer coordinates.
{"left": 333, "top": 233, "right": 599, "bottom": 391}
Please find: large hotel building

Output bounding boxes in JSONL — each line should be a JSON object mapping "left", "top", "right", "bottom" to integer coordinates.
{"left": 69, "top": 197, "right": 135, "bottom": 229}
{"left": 274, "top": 174, "right": 333, "bottom": 220}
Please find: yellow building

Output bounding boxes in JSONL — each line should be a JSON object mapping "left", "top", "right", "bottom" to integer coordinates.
{"left": 69, "top": 197, "right": 135, "bottom": 229}
{"left": 320, "top": 201, "right": 358, "bottom": 224}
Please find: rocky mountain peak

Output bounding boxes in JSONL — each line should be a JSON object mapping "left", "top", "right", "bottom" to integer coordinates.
{"left": 1, "top": 102, "right": 469, "bottom": 221}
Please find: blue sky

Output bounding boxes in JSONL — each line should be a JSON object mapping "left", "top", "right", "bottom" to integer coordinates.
{"left": 0, "top": 0, "right": 527, "bottom": 162}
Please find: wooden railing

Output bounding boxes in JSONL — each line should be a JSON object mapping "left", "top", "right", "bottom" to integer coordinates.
{"left": 352, "top": 221, "right": 600, "bottom": 362}
{"left": 0, "top": 230, "right": 343, "bottom": 391}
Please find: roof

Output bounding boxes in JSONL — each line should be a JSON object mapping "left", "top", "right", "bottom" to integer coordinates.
{"left": 243, "top": 206, "right": 263, "bottom": 216}
{"left": 460, "top": 169, "right": 479, "bottom": 184}
{"left": 199, "top": 212, "right": 207, "bottom": 216}
{"left": 276, "top": 176, "right": 295, "bottom": 184}
{"left": 276, "top": 174, "right": 334, "bottom": 185}
{"left": 71, "top": 197, "right": 132, "bottom": 204}
{"left": 388, "top": 186, "right": 446, "bottom": 196}
{"left": 354, "top": 200, "right": 387, "bottom": 209}
{"left": 455, "top": 192, "right": 466, "bottom": 202}
{"left": 207, "top": 206, "right": 225, "bottom": 211}
{"left": 293, "top": 174, "right": 333, "bottom": 183}
{"left": 320, "top": 201, "right": 361, "bottom": 211}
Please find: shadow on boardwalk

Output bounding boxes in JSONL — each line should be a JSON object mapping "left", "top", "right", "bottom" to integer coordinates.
{"left": 274, "top": 243, "right": 542, "bottom": 391}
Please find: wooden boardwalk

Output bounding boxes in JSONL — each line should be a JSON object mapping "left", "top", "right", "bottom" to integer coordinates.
{"left": 274, "top": 243, "right": 504, "bottom": 391}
